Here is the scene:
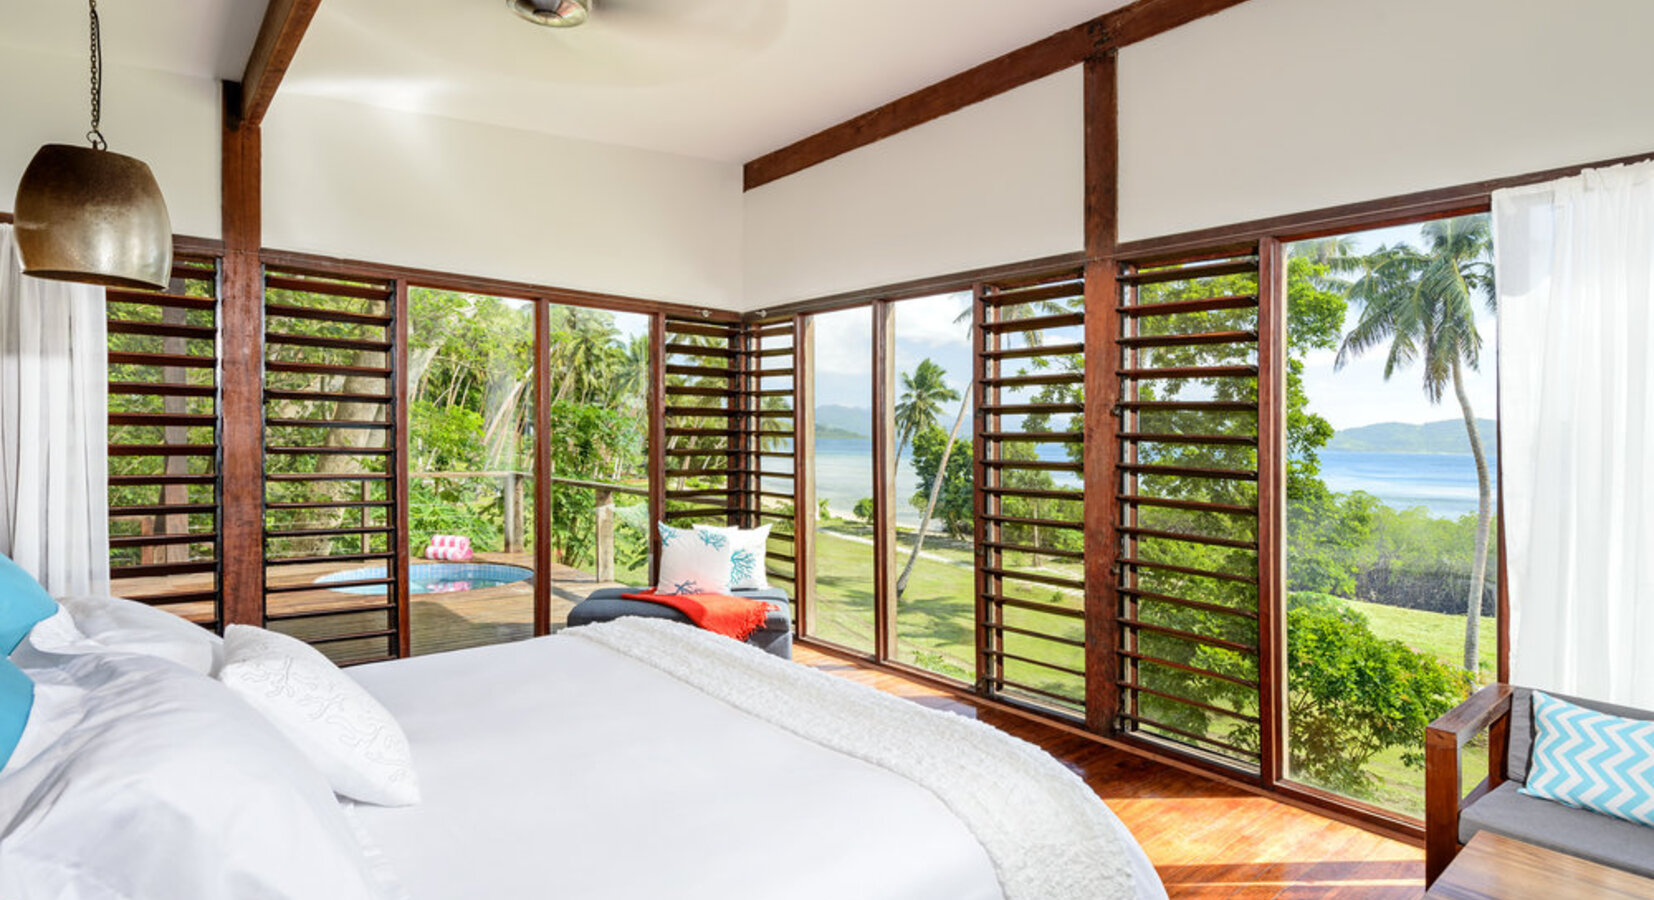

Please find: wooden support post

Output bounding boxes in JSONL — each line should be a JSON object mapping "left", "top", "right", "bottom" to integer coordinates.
{"left": 218, "top": 81, "right": 265, "bottom": 631}
{"left": 792, "top": 314, "right": 817, "bottom": 636}
{"left": 503, "top": 472, "right": 524, "bottom": 553}
{"left": 533, "top": 299, "right": 553, "bottom": 636}
{"left": 594, "top": 488, "right": 615, "bottom": 584}
{"left": 647, "top": 313, "right": 667, "bottom": 585}
{"left": 871, "top": 300, "right": 897, "bottom": 662}
{"left": 1256, "top": 236, "right": 1286, "bottom": 784}
{"left": 391, "top": 279, "right": 411, "bottom": 658}
{"left": 1082, "top": 52, "right": 1122, "bottom": 734}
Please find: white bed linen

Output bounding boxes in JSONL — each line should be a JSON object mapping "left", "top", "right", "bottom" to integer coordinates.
{"left": 347, "top": 634, "right": 1005, "bottom": 900}
{"left": 347, "top": 627, "right": 1163, "bottom": 900}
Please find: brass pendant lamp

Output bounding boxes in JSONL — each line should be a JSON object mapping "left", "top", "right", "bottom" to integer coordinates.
{"left": 13, "top": 0, "right": 172, "bottom": 290}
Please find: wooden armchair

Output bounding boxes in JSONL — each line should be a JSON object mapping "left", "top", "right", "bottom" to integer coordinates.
{"left": 1424, "top": 682, "right": 1512, "bottom": 887}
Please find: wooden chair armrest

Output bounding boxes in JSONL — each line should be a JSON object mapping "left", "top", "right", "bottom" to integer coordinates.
{"left": 1424, "top": 683, "right": 1514, "bottom": 887}
{"left": 1428, "top": 682, "right": 1513, "bottom": 744}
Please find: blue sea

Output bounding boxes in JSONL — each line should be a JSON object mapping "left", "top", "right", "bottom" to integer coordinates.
{"left": 797, "top": 439, "right": 1488, "bottom": 524}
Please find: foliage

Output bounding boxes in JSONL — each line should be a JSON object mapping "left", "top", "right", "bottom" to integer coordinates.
{"left": 894, "top": 358, "right": 959, "bottom": 461}
{"left": 1282, "top": 594, "right": 1471, "bottom": 792}
{"left": 853, "top": 497, "right": 875, "bottom": 522}
{"left": 907, "top": 426, "right": 973, "bottom": 537}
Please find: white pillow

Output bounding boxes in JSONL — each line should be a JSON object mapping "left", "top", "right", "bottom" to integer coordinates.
{"left": 0, "top": 652, "right": 387, "bottom": 900}
{"left": 218, "top": 625, "right": 420, "bottom": 807}
{"left": 694, "top": 524, "right": 772, "bottom": 591}
{"left": 655, "top": 522, "right": 734, "bottom": 595}
{"left": 19, "top": 595, "right": 223, "bottom": 676}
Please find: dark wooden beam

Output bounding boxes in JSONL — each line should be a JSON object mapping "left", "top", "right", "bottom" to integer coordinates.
{"left": 240, "top": 0, "right": 322, "bottom": 127}
{"left": 741, "top": 0, "right": 1255, "bottom": 191}
{"left": 533, "top": 299, "right": 554, "bottom": 636}
{"left": 392, "top": 278, "right": 412, "bottom": 656}
{"left": 791, "top": 313, "right": 817, "bottom": 638}
{"left": 218, "top": 81, "right": 266, "bottom": 629}
{"left": 870, "top": 301, "right": 897, "bottom": 662}
{"left": 646, "top": 312, "right": 667, "bottom": 585}
{"left": 1081, "top": 52, "right": 1122, "bottom": 734}
{"left": 1255, "top": 236, "right": 1285, "bottom": 786}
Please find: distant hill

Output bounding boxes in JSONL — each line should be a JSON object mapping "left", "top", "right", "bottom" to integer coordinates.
{"left": 815, "top": 424, "right": 865, "bottom": 440}
{"left": 1327, "top": 418, "right": 1498, "bottom": 455}
{"left": 814, "top": 404, "right": 871, "bottom": 439}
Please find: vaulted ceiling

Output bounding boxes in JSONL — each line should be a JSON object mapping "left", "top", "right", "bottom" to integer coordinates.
{"left": 2, "top": 0, "right": 1131, "bottom": 164}
{"left": 281, "top": 0, "right": 1131, "bottom": 161}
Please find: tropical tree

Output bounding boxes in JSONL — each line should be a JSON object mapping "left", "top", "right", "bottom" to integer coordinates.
{"left": 893, "top": 359, "right": 959, "bottom": 463}
{"left": 1333, "top": 215, "right": 1496, "bottom": 672}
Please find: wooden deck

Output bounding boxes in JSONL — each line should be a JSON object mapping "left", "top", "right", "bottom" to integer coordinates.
{"left": 794, "top": 643, "right": 1427, "bottom": 900}
{"left": 115, "top": 553, "right": 625, "bottom": 657}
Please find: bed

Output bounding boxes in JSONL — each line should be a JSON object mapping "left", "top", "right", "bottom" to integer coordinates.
{"left": 0, "top": 592, "right": 1166, "bottom": 900}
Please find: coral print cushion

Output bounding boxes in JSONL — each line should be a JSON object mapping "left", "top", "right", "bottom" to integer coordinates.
{"left": 694, "top": 524, "right": 771, "bottom": 591}
{"left": 655, "top": 523, "right": 734, "bottom": 595}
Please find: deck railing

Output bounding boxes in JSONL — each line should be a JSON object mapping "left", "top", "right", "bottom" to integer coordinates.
{"left": 411, "top": 470, "right": 648, "bottom": 580}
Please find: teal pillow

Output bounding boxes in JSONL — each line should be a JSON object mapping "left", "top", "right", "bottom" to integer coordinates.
{"left": 0, "top": 552, "right": 56, "bottom": 654}
{"left": 1522, "top": 691, "right": 1654, "bottom": 827}
{"left": 0, "top": 659, "right": 33, "bottom": 768}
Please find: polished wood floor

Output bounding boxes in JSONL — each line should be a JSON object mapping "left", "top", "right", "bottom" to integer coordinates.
{"left": 794, "top": 645, "right": 1426, "bottom": 900}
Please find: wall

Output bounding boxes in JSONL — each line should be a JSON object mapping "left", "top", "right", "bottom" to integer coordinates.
{"left": 742, "top": 68, "right": 1085, "bottom": 312}
{"left": 0, "top": 43, "right": 223, "bottom": 241}
{"left": 1119, "top": 0, "right": 1654, "bottom": 242}
{"left": 262, "top": 96, "right": 744, "bottom": 310}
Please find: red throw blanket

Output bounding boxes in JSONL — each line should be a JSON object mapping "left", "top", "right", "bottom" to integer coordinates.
{"left": 620, "top": 591, "right": 774, "bottom": 642}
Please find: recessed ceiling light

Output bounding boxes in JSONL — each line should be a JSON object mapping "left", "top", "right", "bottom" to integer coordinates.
{"left": 508, "top": 0, "right": 590, "bottom": 28}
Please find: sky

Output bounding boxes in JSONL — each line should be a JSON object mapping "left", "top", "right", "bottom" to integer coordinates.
{"left": 1292, "top": 221, "right": 1499, "bottom": 431}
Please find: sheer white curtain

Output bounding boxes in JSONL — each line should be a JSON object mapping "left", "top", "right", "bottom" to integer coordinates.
{"left": 0, "top": 224, "right": 110, "bottom": 595}
{"left": 1494, "top": 161, "right": 1654, "bottom": 707}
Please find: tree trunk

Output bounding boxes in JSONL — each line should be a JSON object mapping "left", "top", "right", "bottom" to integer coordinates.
{"left": 896, "top": 390, "right": 971, "bottom": 597}
{"left": 1452, "top": 356, "right": 1494, "bottom": 674}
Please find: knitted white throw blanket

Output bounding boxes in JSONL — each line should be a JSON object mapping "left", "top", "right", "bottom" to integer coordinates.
{"left": 569, "top": 618, "right": 1143, "bottom": 900}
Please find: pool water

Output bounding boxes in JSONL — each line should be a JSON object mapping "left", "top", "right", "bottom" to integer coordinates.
{"left": 315, "top": 563, "right": 534, "bottom": 595}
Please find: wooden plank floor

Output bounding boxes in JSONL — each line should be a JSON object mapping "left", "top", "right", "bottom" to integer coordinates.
{"left": 794, "top": 645, "right": 1426, "bottom": 900}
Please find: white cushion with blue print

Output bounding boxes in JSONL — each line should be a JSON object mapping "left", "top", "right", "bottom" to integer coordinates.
{"left": 692, "top": 523, "right": 772, "bottom": 592}
{"left": 655, "top": 522, "right": 735, "bottom": 595}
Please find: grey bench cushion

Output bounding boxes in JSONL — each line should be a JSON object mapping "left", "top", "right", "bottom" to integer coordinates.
{"left": 568, "top": 586, "right": 793, "bottom": 659}
{"left": 1459, "top": 781, "right": 1654, "bottom": 877}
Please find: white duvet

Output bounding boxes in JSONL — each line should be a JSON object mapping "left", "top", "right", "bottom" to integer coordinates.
{"left": 346, "top": 619, "right": 1164, "bottom": 900}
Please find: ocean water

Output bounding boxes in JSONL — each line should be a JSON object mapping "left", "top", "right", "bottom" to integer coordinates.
{"left": 803, "top": 439, "right": 1490, "bottom": 523}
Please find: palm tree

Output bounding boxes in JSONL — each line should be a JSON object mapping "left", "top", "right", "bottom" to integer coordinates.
{"left": 1333, "top": 216, "right": 1495, "bottom": 673}
{"left": 894, "top": 359, "right": 959, "bottom": 462}
{"left": 895, "top": 293, "right": 1070, "bottom": 597}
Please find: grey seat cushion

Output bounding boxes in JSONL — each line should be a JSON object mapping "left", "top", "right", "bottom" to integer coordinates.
{"left": 1459, "top": 781, "right": 1654, "bottom": 877}
{"left": 572, "top": 586, "right": 792, "bottom": 633}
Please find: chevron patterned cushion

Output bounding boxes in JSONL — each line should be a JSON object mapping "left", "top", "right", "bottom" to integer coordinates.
{"left": 1521, "top": 691, "right": 1654, "bottom": 827}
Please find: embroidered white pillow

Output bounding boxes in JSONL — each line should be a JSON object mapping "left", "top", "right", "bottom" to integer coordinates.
{"left": 218, "top": 625, "right": 420, "bottom": 807}
{"left": 655, "top": 522, "right": 734, "bottom": 595}
{"left": 693, "top": 524, "right": 772, "bottom": 591}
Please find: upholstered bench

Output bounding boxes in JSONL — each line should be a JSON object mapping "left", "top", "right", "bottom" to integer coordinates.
{"left": 566, "top": 587, "right": 794, "bottom": 660}
{"left": 1426, "top": 684, "right": 1654, "bottom": 884}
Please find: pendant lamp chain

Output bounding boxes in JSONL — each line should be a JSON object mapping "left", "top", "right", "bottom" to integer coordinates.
{"left": 86, "top": 0, "right": 106, "bottom": 150}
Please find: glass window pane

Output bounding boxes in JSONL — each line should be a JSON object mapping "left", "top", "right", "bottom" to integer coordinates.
{"left": 1284, "top": 216, "right": 1497, "bottom": 816}
{"left": 892, "top": 292, "right": 977, "bottom": 682}
{"left": 807, "top": 307, "right": 876, "bottom": 654}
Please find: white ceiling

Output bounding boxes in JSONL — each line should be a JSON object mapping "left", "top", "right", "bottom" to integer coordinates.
{"left": 278, "top": 0, "right": 1133, "bottom": 163}
{"left": 0, "top": 0, "right": 263, "bottom": 82}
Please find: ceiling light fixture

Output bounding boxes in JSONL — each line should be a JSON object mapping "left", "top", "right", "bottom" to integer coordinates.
{"left": 12, "top": 0, "right": 172, "bottom": 290}
{"left": 509, "top": 0, "right": 591, "bottom": 28}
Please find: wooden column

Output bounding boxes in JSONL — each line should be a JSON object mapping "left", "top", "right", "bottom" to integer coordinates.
{"left": 1255, "top": 237, "right": 1287, "bottom": 784}
{"left": 792, "top": 313, "right": 817, "bottom": 637}
{"left": 1081, "top": 51, "right": 1122, "bottom": 734}
{"left": 871, "top": 300, "right": 898, "bottom": 661}
{"left": 391, "top": 279, "right": 411, "bottom": 657}
{"left": 533, "top": 300, "right": 553, "bottom": 634}
{"left": 646, "top": 313, "right": 667, "bottom": 585}
{"left": 218, "top": 81, "right": 265, "bottom": 630}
